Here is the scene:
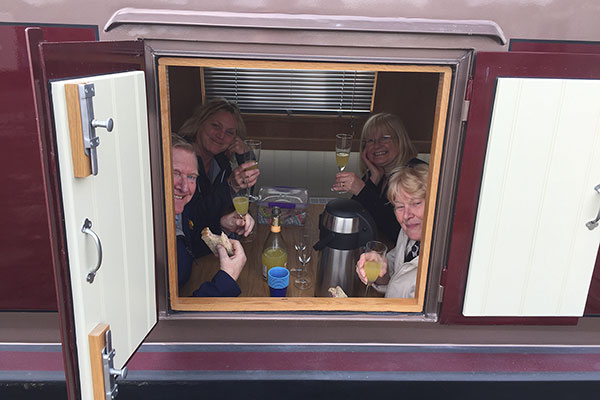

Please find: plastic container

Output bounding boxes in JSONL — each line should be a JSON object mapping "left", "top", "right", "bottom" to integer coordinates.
{"left": 257, "top": 186, "right": 308, "bottom": 226}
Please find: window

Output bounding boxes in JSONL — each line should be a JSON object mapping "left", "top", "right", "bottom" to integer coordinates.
{"left": 158, "top": 57, "right": 452, "bottom": 313}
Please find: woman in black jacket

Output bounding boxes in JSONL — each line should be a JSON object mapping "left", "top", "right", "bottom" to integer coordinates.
{"left": 332, "top": 113, "right": 425, "bottom": 242}
{"left": 179, "top": 98, "right": 259, "bottom": 257}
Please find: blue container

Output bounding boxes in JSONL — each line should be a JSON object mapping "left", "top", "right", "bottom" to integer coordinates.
{"left": 268, "top": 267, "right": 289, "bottom": 297}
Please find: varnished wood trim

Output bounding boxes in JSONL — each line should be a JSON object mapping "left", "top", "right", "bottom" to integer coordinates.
{"left": 158, "top": 57, "right": 452, "bottom": 74}
{"left": 65, "top": 83, "right": 92, "bottom": 177}
{"left": 171, "top": 297, "right": 422, "bottom": 312}
{"left": 158, "top": 64, "right": 179, "bottom": 309}
{"left": 88, "top": 323, "right": 109, "bottom": 400}
{"left": 161, "top": 57, "right": 451, "bottom": 314}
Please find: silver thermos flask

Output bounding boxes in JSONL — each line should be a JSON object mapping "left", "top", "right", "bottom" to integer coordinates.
{"left": 314, "top": 199, "right": 376, "bottom": 297}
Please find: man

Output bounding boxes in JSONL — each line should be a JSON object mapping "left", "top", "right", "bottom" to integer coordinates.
{"left": 172, "top": 134, "right": 252, "bottom": 296}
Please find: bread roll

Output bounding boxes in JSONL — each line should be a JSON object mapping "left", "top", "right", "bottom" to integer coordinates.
{"left": 201, "top": 227, "right": 235, "bottom": 256}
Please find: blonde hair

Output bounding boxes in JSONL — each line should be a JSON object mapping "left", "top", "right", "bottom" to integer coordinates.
{"left": 359, "top": 113, "right": 417, "bottom": 175}
{"left": 178, "top": 97, "right": 246, "bottom": 143}
{"left": 387, "top": 163, "right": 429, "bottom": 204}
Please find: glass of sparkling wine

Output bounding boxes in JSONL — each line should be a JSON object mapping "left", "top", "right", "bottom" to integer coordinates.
{"left": 363, "top": 240, "right": 387, "bottom": 296}
{"left": 335, "top": 133, "right": 352, "bottom": 194}
{"left": 335, "top": 133, "right": 352, "bottom": 172}
{"left": 232, "top": 187, "right": 250, "bottom": 219}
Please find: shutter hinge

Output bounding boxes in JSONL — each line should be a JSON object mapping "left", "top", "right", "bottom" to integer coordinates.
{"left": 460, "top": 100, "right": 470, "bottom": 122}
{"left": 461, "top": 78, "right": 474, "bottom": 123}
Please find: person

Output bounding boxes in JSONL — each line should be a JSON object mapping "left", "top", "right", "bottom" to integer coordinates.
{"left": 332, "top": 113, "right": 424, "bottom": 242}
{"left": 171, "top": 134, "right": 252, "bottom": 297}
{"left": 179, "top": 98, "right": 260, "bottom": 257}
{"left": 355, "top": 163, "right": 428, "bottom": 298}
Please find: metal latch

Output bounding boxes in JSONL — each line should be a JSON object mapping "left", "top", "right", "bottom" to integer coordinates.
{"left": 78, "top": 83, "right": 114, "bottom": 176}
{"left": 102, "top": 329, "right": 127, "bottom": 400}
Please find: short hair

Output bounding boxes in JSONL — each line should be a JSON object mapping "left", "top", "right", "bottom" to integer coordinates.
{"left": 387, "top": 163, "right": 429, "bottom": 203}
{"left": 359, "top": 113, "right": 417, "bottom": 175}
{"left": 177, "top": 97, "right": 246, "bottom": 142}
{"left": 171, "top": 133, "right": 194, "bottom": 153}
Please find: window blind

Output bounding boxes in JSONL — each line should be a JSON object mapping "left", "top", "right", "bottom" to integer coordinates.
{"left": 203, "top": 68, "right": 375, "bottom": 114}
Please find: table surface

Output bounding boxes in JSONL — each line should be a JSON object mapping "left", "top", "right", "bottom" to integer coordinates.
{"left": 180, "top": 203, "right": 384, "bottom": 298}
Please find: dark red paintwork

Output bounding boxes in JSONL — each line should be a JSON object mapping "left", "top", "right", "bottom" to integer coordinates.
{"left": 441, "top": 51, "right": 600, "bottom": 324}
{"left": 0, "top": 24, "right": 97, "bottom": 311}
{"left": 4, "top": 345, "right": 600, "bottom": 377}
{"left": 510, "top": 39, "right": 600, "bottom": 54}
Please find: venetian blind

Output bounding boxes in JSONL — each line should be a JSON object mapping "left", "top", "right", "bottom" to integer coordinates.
{"left": 203, "top": 67, "right": 375, "bottom": 114}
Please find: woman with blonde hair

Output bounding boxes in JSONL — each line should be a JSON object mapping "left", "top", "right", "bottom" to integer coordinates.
{"left": 356, "top": 163, "right": 428, "bottom": 298}
{"left": 179, "top": 98, "right": 260, "bottom": 257}
{"left": 332, "top": 112, "right": 425, "bottom": 242}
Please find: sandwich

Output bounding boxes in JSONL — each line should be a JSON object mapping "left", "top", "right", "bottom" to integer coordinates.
{"left": 201, "top": 227, "right": 235, "bottom": 256}
{"left": 328, "top": 286, "right": 348, "bottom": 298}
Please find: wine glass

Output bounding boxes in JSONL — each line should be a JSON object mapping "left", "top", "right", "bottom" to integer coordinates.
{"left": 242, "top": 139, "right": 261, "bottom": 168}
{"left": 232, "top": 186, "right": 250, "bottom": 219}
{"left": 363, "top": 240, "right": 387, "bottom": 296}
{"left": 241, "top": 139, "right": 261, "bottom": 200}
{"left": 334, "top": 133, "right": 352, "bottom": 194}
{"left": 335, "top": 133, "right": 352, "bottom": 172}
{"left": 290, "top": 220, "right": 310, "bottom": 276}
{"left": 294, "top": 245, "right": 312, "bottom": 290}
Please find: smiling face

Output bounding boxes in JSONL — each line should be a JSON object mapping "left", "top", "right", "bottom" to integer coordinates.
{"left": 393, "top": 188, "right": 425, "bottom": 241}
{"left": 364, "top": 128, "right": 401, "bottom": 170}
{"left": 172, "top": 148, "right": 198, "bottom": 214}
{"left": 195, "top": 110, "right": 237, "bottom": 158}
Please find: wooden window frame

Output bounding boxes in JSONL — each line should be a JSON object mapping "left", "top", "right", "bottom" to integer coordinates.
{"left": 158, "top": 57, "right": 452, "bottom": 313}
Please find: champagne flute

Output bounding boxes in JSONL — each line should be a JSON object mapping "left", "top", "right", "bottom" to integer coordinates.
{"left": 335, "top": 133, "right": 352, "bottom": 172}
{"left": 290, "top": 227, "right": 306, "bottom": 276}
{"left": 363, "top": 240, "right": 387, "bottom": 296}
{"left": 294, "top": 245, "right": 312, "bottom": 290}
{"left": 242, "top": 139, "right": 261, "bottom": 201}
{"left": 334, "top": 133, "right": 352, "bottom": 194}
{"left": 290, "top": 219, "right": 310, "bottom": 276}
{"left": 232, "top": 186, "right": 250, "bottom": 219}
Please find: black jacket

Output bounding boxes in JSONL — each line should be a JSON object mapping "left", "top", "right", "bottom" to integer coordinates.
{"left": 352, "top": 158, "right": 427, "bottom": 243}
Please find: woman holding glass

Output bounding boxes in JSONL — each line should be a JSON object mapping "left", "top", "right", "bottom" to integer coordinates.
{"left": 332, "top": 113, "right": 425, "bottom": 242}
{"left": 178, "top": 98, "right": 260, "bottom": 257}
{"left": 355, "top": 164, "right": 428, "bottom": 298}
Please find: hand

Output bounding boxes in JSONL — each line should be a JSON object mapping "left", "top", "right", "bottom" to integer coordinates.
{"left": 220, "top": 211, "right": 255, "bottom": 237}
{"left": 332, "top": 171, "right": 365, "bottom": 195}
{"left": 355, "top": 252, "right": 387, "bottom": 285}
{"left": 217, "top": 239, "right": 246, "bottom": 281}
{"left": 362, "top": 147, "right": 384, "bottom": 185}
{"left": 227, "top": 136, "right": 247, "bottom": 155}
{"left": 229, "top": 160, "right": 260, "bottom": 190}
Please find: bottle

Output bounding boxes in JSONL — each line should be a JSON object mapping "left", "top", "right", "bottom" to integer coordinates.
{"left": 262, "top": 207, "right": 288, "bottom": 279}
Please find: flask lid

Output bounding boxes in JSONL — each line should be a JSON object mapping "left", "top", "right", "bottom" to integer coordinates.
{"left": 321, "top": 199, "right": 362, "bottom": 234}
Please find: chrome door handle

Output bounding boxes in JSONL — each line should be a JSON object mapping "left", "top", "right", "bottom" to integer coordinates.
{"left": 82, "top": 218, "right": 103, "bottom": 283}
{"left": 585, "top": 184, "right": 600, "bottom": 231}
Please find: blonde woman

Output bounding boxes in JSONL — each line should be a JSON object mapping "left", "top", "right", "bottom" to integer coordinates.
{"left": 332, "top": 113, "right": 425, "bottom": 242}
{"left": 356, "top": 164, "right": 428, "bottom": 298}
{"left": 179, "top": 98, "right": 259, "bottom": 257}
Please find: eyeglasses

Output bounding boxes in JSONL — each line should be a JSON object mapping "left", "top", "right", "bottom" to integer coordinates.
{"left": 363, "top": 135, "right": 393, "bottom": 147}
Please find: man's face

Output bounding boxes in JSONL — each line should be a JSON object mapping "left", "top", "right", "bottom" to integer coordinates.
{"left": 393, "top": 188, "right": 425, "bottom": 241}
{"left": 172, "top": 148, "right": 198, "bottom": 214}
